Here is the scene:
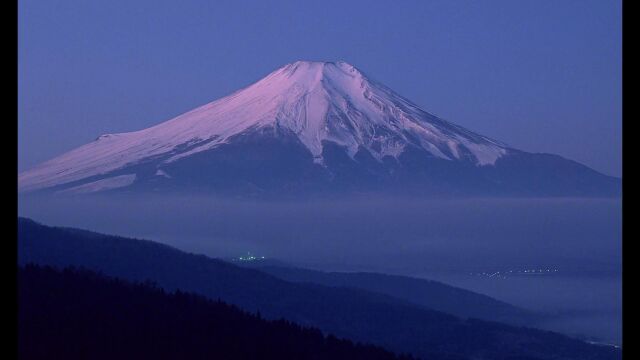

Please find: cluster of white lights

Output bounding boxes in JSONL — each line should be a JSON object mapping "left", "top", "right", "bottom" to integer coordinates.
{"left": 234, "top": 252, "right": 266, "bottom": 262}
{"left": 470, "top": 268, "right": 559, "bottom": 278}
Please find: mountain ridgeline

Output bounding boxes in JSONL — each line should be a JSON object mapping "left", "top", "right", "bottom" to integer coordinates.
{"left": 18, "top": 218, "right": 621, "bottom": 360}
{"left": 238, "top": 263, "right": 536, "bottom": 326}
{"left": 18, "top": 61, "right": 620, "bottom": 197}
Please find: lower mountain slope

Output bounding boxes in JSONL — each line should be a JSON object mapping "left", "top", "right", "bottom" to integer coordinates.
{"left": 18, "top": 217, "right": 621, "bottom": 360}
{"left": 24, "top": 128, "right": 621, "bottom": 197}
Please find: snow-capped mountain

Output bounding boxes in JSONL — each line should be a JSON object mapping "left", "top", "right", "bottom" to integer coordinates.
{"left": 18, "top": 61, "right": 620, "bottom": 197}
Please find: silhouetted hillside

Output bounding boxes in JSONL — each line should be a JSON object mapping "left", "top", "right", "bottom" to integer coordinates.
{"left": 244, "top": 264, "right": 535, "bottom": 325}
{"left": 18, "top": 217, "right": 621, "bottom": 360}
{"left": 19, "top": 265, "right": 410, "bottom": 360}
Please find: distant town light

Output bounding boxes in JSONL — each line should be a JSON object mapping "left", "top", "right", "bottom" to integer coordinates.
{"left": 235, "top": 252, "right": 266, "bottom": 262}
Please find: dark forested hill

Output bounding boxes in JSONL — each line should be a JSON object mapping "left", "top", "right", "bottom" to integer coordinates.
{"left": 18, "top": 217, "right": 621, "bottom": 360}
{"left": 19, "top": 265, "right": 410, "bottom": 360}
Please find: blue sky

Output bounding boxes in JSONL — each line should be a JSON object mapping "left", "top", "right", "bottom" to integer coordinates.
{"left": 18, "top": 0, "right": 621, "bottom": 176}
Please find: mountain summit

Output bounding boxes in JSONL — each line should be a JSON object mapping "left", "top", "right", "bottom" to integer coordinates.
{"left": 18, "top": 61, "right": 620, "bottom": 196}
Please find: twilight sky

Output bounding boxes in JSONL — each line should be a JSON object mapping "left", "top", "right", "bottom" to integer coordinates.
{"left": 18, "top": 0, "right": 621, "bottom": 176}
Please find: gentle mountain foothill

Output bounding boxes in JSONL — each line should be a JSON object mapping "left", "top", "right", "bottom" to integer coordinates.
{"left": 18, "top": 218, "right": 621, "bottom": 360}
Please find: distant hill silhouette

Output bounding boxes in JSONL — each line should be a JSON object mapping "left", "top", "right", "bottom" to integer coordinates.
{"left": 19, "top": 265, "right": 411, "bottom": 360}
{"left": 241, "top": 264, "right": 535, "bottom": 325}
{"left": 18, "top": 217, "right": 621, "bottom": 360}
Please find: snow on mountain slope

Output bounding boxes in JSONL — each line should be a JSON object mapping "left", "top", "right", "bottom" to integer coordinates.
{"left": 19, "top": 61, "right": 509, "bottom": 193}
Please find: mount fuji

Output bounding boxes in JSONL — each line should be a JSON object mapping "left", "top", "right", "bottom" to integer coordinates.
{"left": 19, "top": 61, "right": 620, "bottom": 197}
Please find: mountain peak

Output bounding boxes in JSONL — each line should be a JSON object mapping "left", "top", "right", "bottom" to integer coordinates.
{"left": 284, "top": 60, "right": 359, "bottom": 71}
{"left": 19, "top": 61, "right": 512, "bottom": 193}
{"left": 258, "top": 60, "right": 368, "bottom": 96}
{"left": 18, "top": 60, "right": 621, "bottom": 196}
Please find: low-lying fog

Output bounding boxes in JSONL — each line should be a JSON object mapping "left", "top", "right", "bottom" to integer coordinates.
{"left": 19, "top": 195, "right": 621, "bottom": 344}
